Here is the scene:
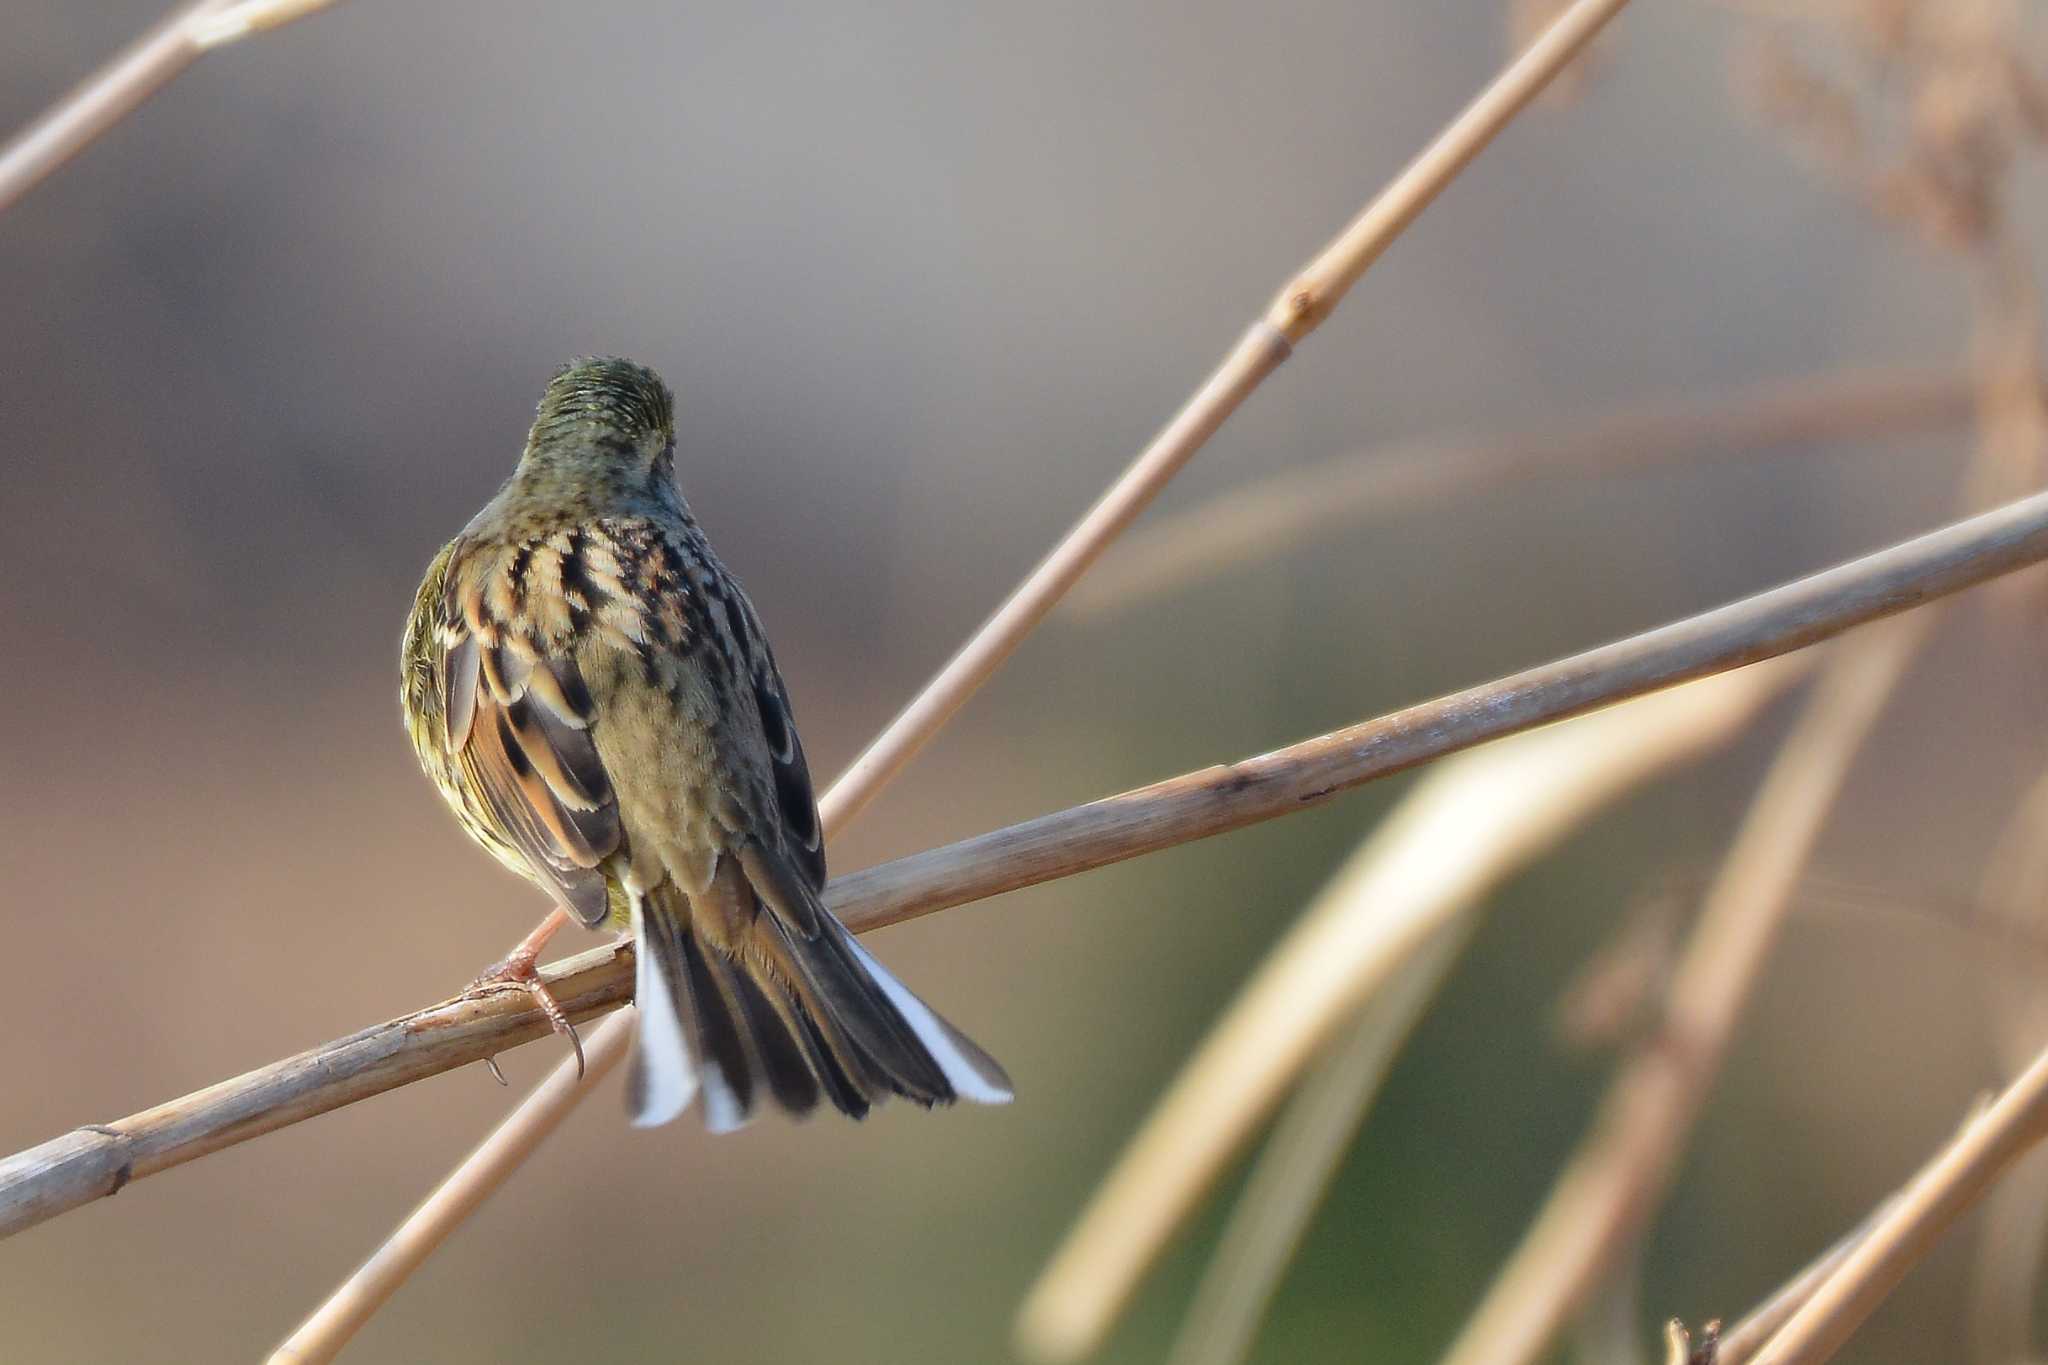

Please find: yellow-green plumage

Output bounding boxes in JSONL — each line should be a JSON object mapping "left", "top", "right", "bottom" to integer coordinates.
{"left": 400, "top": 357, "right": 1010, "bottom": 1129}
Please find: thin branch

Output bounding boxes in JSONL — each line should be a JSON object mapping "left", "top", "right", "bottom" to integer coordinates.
{"left": 187, "top": 0, "right": 343, "bottom": 48}
{"left": 6, "top": 485, "right": 2046, "bottom": 1253}
{"left": 837, "top": 486, "right": 2048, "bottom": 930}
{"left": 820, "top": 0, "right": 1638, "bottom": 831}
{"left": 1747, "top": 1037, "right": 2048, "bottom": 1364}
{"left": 1714, "top": 1099, "right": 2010, "bottom": 1364}
{"left": 1066, "top": 366, "right": 1997, "bottom": 617}
{"left": 1438, "top": 611, "right": 1929, "bottom": 1365}
{"left": 1713, "top": 1200, "right": 1897, "bottom": 1365}
{"left": 0, "top": 0, "right": 339, "bottom": 214}
{"left": 1968, "top": 768, "right": 2048, "bottom": 1362}
{"left": 274, "top": 3, "right": 1642, "bottom": 1356}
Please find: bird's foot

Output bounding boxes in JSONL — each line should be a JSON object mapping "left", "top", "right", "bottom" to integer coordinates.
{"left": 467, "top": 947, "right": 587, "bottom": 1080}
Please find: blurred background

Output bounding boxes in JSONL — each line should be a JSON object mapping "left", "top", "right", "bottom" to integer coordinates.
{"left": 3, "top": 1, "right": 2045, "bottom": 1360}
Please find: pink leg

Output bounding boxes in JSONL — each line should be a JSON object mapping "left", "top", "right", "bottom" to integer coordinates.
{"left": 469, "top": 907, "right": 585, "bottom": 1077}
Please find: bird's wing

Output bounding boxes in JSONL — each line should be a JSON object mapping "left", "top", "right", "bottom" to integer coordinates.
{"left": 717, "top": 581, "right": 827, "bottom": 892}
{"left": 430, "top": 534, "right": 622, "bottom": 926}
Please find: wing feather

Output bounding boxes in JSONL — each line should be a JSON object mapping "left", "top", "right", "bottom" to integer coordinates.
{"left": 429, "top": 536, "right": 622, "bottom": 928}
{"left": 718, "top": 589, "right": 826, "bottom": 891}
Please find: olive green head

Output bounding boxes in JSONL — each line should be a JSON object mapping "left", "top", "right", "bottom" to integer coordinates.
{"left": 516, "top": 356, "right": 677, "bottom": 485}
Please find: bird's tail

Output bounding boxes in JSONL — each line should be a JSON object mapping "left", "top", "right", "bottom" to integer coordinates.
{"left": 626, "top": 878, "right": 1011, "bottom": 1131}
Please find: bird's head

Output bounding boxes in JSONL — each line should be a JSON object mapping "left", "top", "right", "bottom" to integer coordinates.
{"left": 519, "top": 357, "right": 677, "bottom": 492}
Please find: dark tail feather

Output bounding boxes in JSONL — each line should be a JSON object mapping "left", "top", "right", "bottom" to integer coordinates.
{"left": 746, "top": 881, "right": 1013, "bottom": 1112}
{"left": 626, "top": 875, "right": 1012, "bottom": 1129}
{"left": 711, "top": 950, "right": 824, "bottom": 1118}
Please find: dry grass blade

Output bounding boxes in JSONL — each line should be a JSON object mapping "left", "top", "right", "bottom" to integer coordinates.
{"left": 1067, "top": 367, "right": 1991, "bottom": 617}
{"left": 1016, "top": 659, "right": 1805, "bottom": 1364}
{"left": 274, "top": 3, "right": 1642, "bottom": 1356}
{"left": 1162, "top": 920, "right": 1473, "bottom": 1365}
{"left": 1438, "top": 613, "right": 1929, "bottom": 1365}
{"left": 0, "top": 0, "right": 340, "bottom": 214}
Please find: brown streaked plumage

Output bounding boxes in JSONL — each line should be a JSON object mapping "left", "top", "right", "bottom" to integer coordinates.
{"left": 401, "top": 357, "right": 1011, "bottom": 1128}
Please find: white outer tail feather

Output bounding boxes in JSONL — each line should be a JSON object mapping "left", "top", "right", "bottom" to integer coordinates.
{"left": 629, "top": 898, "right": 1012, "bottom": 1127}
{"left": 838, "top": 930, "right": 1015, "bottom": 1105}
{"left": 627, "top": 898, "right": 698, "bottom": 1129}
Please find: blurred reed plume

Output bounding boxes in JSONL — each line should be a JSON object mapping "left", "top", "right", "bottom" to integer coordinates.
{"left": 1733, "top": 0, "right": 2046, "bottom": 253}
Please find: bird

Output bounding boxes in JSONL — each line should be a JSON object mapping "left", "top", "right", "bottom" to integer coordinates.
{"left": 399, "top": 356, "right": 1012, "bottom": 1129}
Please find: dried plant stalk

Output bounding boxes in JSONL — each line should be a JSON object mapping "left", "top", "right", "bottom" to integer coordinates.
{"left": 1967, "top": 768, "right": 2048, "bottom": 1361}
{"left": 1747, "top": 1034, "right": 2048, "bottom": 1364}
{"left": 0, "top": 0, "right": 340, "bottom": 213}
{"left": 1069, "top": 366, "right": 1992, "bottom": 617}
{"left": 823, "top": 0, "right": 1639, "bottom": 831}
{"left": 1438, "top": 613, "right": 1929, "bottom": 1365}
{"left": 1159, "top": 658, "right": 1800, "bottom": 1365}
{"left": 1017, "top": 660, "right": 1805, "bottom": 1364}
{"left": 188, "top": 0, "right": 342, "bottom": 47}
{"left": 1714, "top": 1200, "right": 1897, "bottom": 1365}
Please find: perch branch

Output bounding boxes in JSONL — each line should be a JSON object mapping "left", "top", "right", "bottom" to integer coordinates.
{"left": 8, "top": 484, "right": 2048, "bottom": 1252}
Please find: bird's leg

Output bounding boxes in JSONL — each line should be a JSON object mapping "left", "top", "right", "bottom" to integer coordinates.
{"left": 468, "top": 907, "right": 586, "bottom": 1078}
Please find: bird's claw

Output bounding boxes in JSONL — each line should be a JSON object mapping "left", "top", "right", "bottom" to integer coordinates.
{"left": 467, "top": 951, "right": 587, "bottom": 1080}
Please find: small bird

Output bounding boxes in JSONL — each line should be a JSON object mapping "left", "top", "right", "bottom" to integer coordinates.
{"left": 400, "top": 357, "right": 1012, "bottom": 1128}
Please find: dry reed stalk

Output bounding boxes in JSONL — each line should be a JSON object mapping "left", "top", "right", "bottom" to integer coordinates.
{"left": 1438, "top": 612, "right": 1930, "bottom": 1365}
{"left": 1955, "top": 224, "right": 2048, "bottom": 1360}
{"left": 1745, "top": 1035, "right": 2048, "bottom": 1364}
{"left": 1966, "top": 769, "right": 2048, "bottom": 1360}
{"left": 1706, "top": 8, "right": 2048, "bottom": 1330}
{"left": 1714, "top": 1092, "right": 2032, "bottom": 1365}
{"left": 1713, "top": 1209, "right": 1889, "bottom": 1365}
{"left": 272, "top": 4, "right": 1642, "bottom": 1356}
{"left": 1016, "top": 661, "right": 1807, "bottom": 1364}
{"left": 1156, "top": 664, "right": 1809, "bottom": 1365}
{"left": 1067, "top": 367, "right": 1991, "bottom": 617}
{"left": 0, "top": 0, "right": 340, "bottom": 213}
{"left": 822, "top": 0, "right": 1638, "bottom": 832}
{"left": 186, "top": 0, "right": 344, "bottom": 47}
{"left": 1432, "top": 9, "right": 2048, "bottom": 1360}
